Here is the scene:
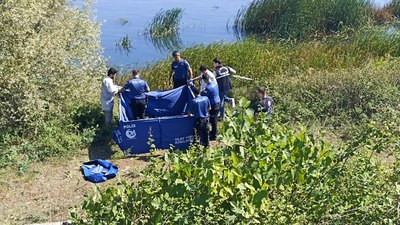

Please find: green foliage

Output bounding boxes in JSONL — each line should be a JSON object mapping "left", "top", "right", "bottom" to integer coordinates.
{"left": 132, "top": 26, "right": 400, "bottom": 88}
{"left": 268, "top": 62, "right": 399, "bottom": 127}
{"left": 121, "top": 34, "right": 400, "bottom": 131}
{"left": 71, "top": 102, "right": 104, "bottom": 131}
{"left": 384, "top": 0, "right": 400, "bottom": 19}
{"left": 147, "top": 8, "right": 184, "bottom": 38}
{"left": 0, "top": 120, "right": 83, "bottom": 171}
{"left": 71, "top": 4, "right": 400, "bottom": 224}
{"left": 71, "top": 103, "right": 400, "bottom": 224}
{"left": 143, "top": 8, "right": 184, "bottom": 52}
{"left": 233, "top": 0, "right": 372, "bottom": 39}
{"left": 0, "top": 0, "right": 105, "bottom": 168}
{"left": 116, "top": 34, "right": 133, "bottom": 53}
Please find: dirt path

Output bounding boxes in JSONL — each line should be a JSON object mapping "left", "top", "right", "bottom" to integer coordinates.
{"left": 0, "top": 146, "right": 152, "bottom": 225}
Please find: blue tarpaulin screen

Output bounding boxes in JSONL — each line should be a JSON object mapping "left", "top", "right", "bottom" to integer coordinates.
{"left": 113, "top": 85, "right": 195, "bottom": 153}
{"left": 112, "top": 116, "right": 195, "bottom": 154}
{"left": 119, "top": 85, "right": 193, "bottom": 121}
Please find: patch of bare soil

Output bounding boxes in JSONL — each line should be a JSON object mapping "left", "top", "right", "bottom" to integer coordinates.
{"left": 0, "top": 146, "right": 152, "bottom": 225}
{"left": 0, "top": 127, "right": 216, "bottom": 225}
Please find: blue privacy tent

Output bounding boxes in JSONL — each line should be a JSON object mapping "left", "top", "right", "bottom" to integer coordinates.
{"left": 113, "top": 85, "right": 196, "bottom": 154}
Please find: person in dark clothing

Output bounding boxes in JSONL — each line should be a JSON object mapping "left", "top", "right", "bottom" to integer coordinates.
{"left": 118, "top": 69, "right": 150, "bottom": 120}
{"left": 212, "top": 58, "right": 236, "bottom": 120}
{"left": 200, "top": 72, "right": 220, "bottom": 141}
{"left": 169, "top": 51, "right": 193, "bottom": 89}
{"left": 188, "top": 87, "right": 211, "bottom": 147}
{"left": 255, "top": 87, "right": 273, "bottom": 115}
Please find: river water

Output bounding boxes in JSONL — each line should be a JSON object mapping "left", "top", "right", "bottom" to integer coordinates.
{"left": 91, "top": 0, "right": 392, "bottom": 67}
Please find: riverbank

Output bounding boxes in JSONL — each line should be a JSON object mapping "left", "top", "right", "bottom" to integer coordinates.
{"left": 3, "top": 31, "right": 400, "bottom": 223}
{"left": 0, "top": 145, "right": 150, "bottom": 224}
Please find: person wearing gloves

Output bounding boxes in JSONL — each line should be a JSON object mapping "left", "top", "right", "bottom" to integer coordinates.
{"left": 100, "top": 67, "right": 122, "bottom": 126}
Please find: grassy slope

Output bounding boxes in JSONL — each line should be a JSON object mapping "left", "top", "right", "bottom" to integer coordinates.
{"left": 2, "top": 31, "right": 400, "bottom": 223}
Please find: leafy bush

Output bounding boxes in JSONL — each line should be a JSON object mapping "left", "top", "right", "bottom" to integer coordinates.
{"left": 0, "top": 0, "right": 105, "bottom": 167}
{"left": 71, "top": 100, "right": 400, "bottom": 224}
{"left": 0, "top": 120, "right": 83, "bottom": 171}
{"left": 233, "top": 0, "right": 372, "bottom": 40}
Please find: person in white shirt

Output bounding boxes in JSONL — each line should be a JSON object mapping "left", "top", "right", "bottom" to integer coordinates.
{"left": 100, "top": 68, "right": 121, "bottom": 126}
{"left": 191, "top": 65, "right": 217, "bottom": 91}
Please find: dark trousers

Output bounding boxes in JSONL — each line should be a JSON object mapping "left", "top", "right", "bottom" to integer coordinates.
{"left": 173, "top": 79, "right": 187, "bottom": 89}
{"left": 130, "top": 99, "right": 147, "bottom": 120}
{"left": 195, "top": 118, "right": 209, "bottom": 147}
{"left": 219, "top": 90, "right": 231, "bottom": 120}
{"left": 209, "top": 103, "right": 220, "bottom": 140}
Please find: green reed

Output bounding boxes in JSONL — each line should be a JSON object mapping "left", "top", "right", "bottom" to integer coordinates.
{"left": 233, "top": 0, "right": 373, "bottom": 40}
{"left": 147, "top": 8, "right": 184, "bottom": 38}
{"left": 116, "top": 34, "right": 132, "bottom": 53}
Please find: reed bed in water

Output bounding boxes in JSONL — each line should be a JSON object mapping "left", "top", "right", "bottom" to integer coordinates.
{"left": 233, "top": 0, "right": 372, "bottom": 40}
{"left": 147, "top": 8, "right": 184, "bottom": 38}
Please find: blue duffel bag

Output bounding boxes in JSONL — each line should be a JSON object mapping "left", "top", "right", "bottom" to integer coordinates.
{"left": 81, "top": 159, "right": 118, "bottom": 183}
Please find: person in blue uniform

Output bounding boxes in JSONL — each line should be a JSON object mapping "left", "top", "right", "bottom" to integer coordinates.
{"left": 200, "top": 73, "right": 220, "bottom": 141}
{"left": 188, "top": 87, "right": 211, "bottom": 147}
{"left": 169, "top": 51, "right": 193, "bottom": 89}
{"left": 118, "top": 69, "right": 150, "bottom": 120}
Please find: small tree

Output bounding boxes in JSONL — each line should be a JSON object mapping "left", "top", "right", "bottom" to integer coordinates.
{"left": 0, "top": 0, "right": 105, "bottom": 137}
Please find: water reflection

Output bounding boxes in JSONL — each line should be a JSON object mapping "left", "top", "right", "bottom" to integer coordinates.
{"left": 145, "top": 33, "right": 183, "bottom": 53}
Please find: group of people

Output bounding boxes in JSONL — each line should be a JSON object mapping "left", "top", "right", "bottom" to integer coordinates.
{"left": 169, "top": 51, "right": 236, "bottom": 122}
{"left": 100, "top": 68, "right": 150, "bottom": 125}
{"left": 100, "top": 50, "right": 273, "bottom": 147}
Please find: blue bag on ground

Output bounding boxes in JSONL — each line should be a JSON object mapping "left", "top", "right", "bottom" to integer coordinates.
{"left": 81, "top": 159, "right": 118, "bottom": 183}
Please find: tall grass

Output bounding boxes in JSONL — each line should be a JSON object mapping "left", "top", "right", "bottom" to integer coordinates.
{"left": 119, "top": 26, "right": 400, "bottom": 131}
{"left": 147, "top": 8, "right": 184, "bottom": 38}
{"left": 385, "top": 0, "right": 400, "bottom": 18}
{"left": 133, "top": 25, "right": 400, "bottom": 89}
{"left": 233, "top": 0, "right": 373, "bottom": 40}
{"left": 371, "top": 0, "right": 400, "bottom": 24}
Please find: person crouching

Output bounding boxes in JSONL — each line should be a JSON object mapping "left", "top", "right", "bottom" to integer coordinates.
{"left": 188, "top": 87, "right": 211, "bottom": 147}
